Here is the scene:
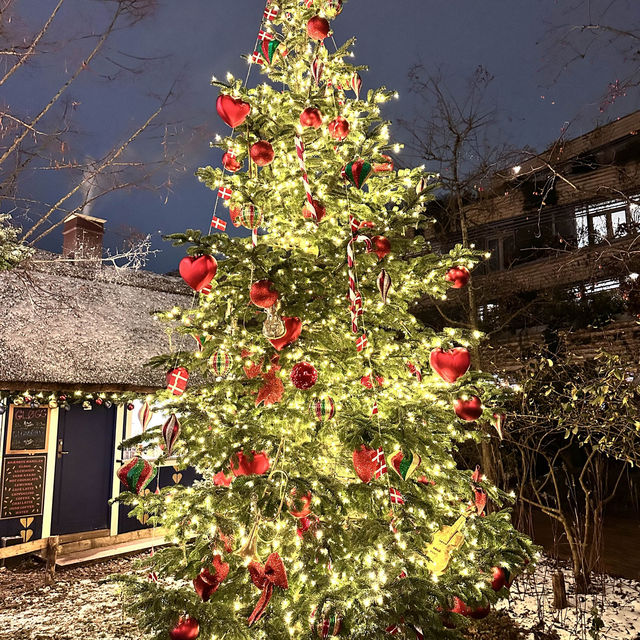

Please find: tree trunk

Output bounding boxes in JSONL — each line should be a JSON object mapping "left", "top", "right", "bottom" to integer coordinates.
{"left": 552, "top": 571, "right": 568, "bottom": 609}
{"left": 44, "top": 535, "right": 59, "bottom": 586}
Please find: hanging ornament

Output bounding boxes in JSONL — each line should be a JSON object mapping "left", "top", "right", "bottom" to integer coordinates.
{"left": 162, "top": 414, "right": 181, "bottom": 456}
{"left": 377, "top": 269, "right": 392, "bottom": 303}
{"left": 193, "top": 555, "right": 229, "bottom": 602}
{"left": 166, "top": 367, "right": 189, "bottom": 396}
{"left": 250, "top": 279, "right": 280, "bottom": 309}
{"left": 360, "top": 374, "right": 384, "bottom": 389}
{"left": 250, "top": 140, "right": 275, "bottom": 166}
{"left": 247, "top": 553, "right": 289, "bottom": 626}
{"left": 342, "top": 159, "right": 372, "bottom": 189}
{"left": 230, "top": 204, "right": 263, "bottom": 231}
{"left": 263, "top": 303, "right": 287, "bottom": 340}
{"left": 373, "top": 155, "right": 394, "bottom": 173}
{"left": 242, "top": 350, "right": 264, "bottom": 379}
{"left": 179, "top": 255, "right": 218, "bottom": 293}
{"left": 450, "top": 597, "right": 490, "bottom": 620}
{"left": 328, "top": 116, "right": 350, "bottom": 141}
{"left": 216, "top": 94, "right": 251, "bottom": 128}
{"left": 310, "top": 396, "right": 335, "bottom": 421}
{"left": 429, "top": 347, "right": 470, "bottom": 383}
{"left": 492, "top": 412, "right": 506, "bottom": 440}
{"left": 390, "top": 450, "right": 421, "bottom": 481}
{"left": 288, "top": 490, "right": 312, "bottom": 518}
{"left": 311, "top": 58, "right": 324, "bottom": 84}
{"left": 350, "top": 72, "right": 363, "bottom": 98}
{"left": 222, "top": 151, "right": 242, "bottom": 172}
{"left": 303, "top": 198, "right": 326, "bottom": 222}
{"left": 138, "top": 402, "right": 152, "bottom": 431}
{"left": 210, "top": 351, "right": 231, "bottom": 377}
{"left": 490, "top": 566, "right": 512, "bottom": 591}
{"left": 213, "top": 470, "right": 233, "bottom": 487}
{"left": 445, "top": 266, "right": 470, "bottom": 289}
{"left": 370, "top": 236, "right": 391, "bottom": 260}
{"left": 260, "top": 38, "right": 282, "bottom": 64}
{"left": 453, "top": 396, "right": 483, "bottom": 422}
{"left": 256, "top": 365, "right": 285, "bottom": 406}
{"left": 231, "top": 451, "right": 271, "bottom": 476}
{"left": 269, "top": 316, "right": 302, "bottom": 351}
{"left": 300, "top": 107, "right": 324, "bottom": 129}
{"left": 294, "top": 134, "right": 318, "bottom": 222}
{"left": 290, "top": 362, "right": 318, "bottom": 389}
{"left": 169, "top": 616, "right": 200, "bottom": 640}
{"left": 416, "top": 176, "right": 428, "bottom": 194}
{"left": 311, "top": 602, "right": 343, "bottom": 637}
{"left": 117, "top": 457, "right": 157, "bottom": 494}
{"left": 406, "top": 361, "right": 423, "bottom": 382}
{"left": 307, "top": 16, "right": 330, "bottom": 40}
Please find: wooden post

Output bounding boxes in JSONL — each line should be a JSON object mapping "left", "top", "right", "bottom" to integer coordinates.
{"left": 552, "top": 570, "right": 568, "bottom": 609}
{"left": 44, "top": 536, "right": 59, "bottom": 586}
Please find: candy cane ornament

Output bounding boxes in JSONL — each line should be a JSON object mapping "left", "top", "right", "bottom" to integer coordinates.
{"left": 294, "top": 134, "right": 317, "bottom": 221}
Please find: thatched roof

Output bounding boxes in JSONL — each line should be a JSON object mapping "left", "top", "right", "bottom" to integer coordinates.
{"left": 0, "top": 254, "right": 193, "bottom": 391}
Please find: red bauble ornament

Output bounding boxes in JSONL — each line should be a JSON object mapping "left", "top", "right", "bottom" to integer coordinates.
{"left": 371, "top": 235, "right": 391, "bottom": 260}
{"left": 250, "top": 140, "right": 275, "bottom": 166}
{"left": 445, "top": 266, "right": 471, "bottom": 289}
{"left": 328, "top": 116, "right": 350, "bottom": 141}
{"left": 373, "top": 155, "right": 394, "bottom": 172}
{"left": 126, "top": 402, "right": 135, "bottom": 411}
{"left": 290, "top": 362, "right": 318, "bottom": 389}
{"left": 429, "top": 347, "right": 471, "bottom": 383}
{"left": 453, "top": 396, "right": 483, "bottom": 422}
{"left": 491, "top": 566, "right": 512, "bottom": 591}
{"left": 307, "top": 16, "right": 330, "bottom": 40}
{"left": 231, "top": 451, "right": 271, "bottom": 477}
{"left": 302, "top": 199, "right": 326, "bottom": 222}
{"left": 450, "top": 597, "right": 489, "bottom": 619}
{"left": 269, "top": 316, "right": 302, "bottom": 351}
{"left": 288, "top": 490, "right": 312, "bottom": 518}
{"left": 300, "top": 107, "right": 323, "bottom": 129}
{"left": 352, "top": 445, "right": 377, "bottom": 483}
{"left": 250, "top": 279, "right": 279, "bottom": 309}
{"left": 169, "top": 616, "right": 200, "bottom": 640}
{"left": 179, "top": 255, "right": 218, "bottom": 293}
{"left": 216, "top": 94, "right": 251, "bottom": 128}
{"left": 222, "top": 151, "right": 242, "bottom": 172}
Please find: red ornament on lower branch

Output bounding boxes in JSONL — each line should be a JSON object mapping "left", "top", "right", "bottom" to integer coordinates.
{"left": 250, "top": 279, "right": 279, "bottom": 309}
{"left": 300, "top": 107, "right": 323, "bottom": 128}
{"left": 230, "top": 451, "right": 271, "bottom": 477}
{"left": 453, "top": 396, "right": 483, "bottom": 422}
{"left": 328, "top": 116, "right": 350, "bottom": 141}
{"left": 169, "top": 616, "right": 200, "bottom": 640}
{"left": 445, "top": 266, "right": 470, "bottom": 289}
{"left": 370, "top": 235, "right": 391, "bottom": 260}
{"left": 290, "top": 362, "right": 318, "bottom": 389}
{"left": 250, "top": 140, "right": 275, "bottom": 166}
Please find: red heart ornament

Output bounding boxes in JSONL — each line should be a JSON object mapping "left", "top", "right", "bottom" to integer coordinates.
{"left": 371, "top": 235, "right": 391, "bottom": 260}
{"left": 453, "top": 396, "right": 483, "bottom": 421}
{"left": 231, "top": 450, "right": 271, "bottom": 477}
{"left": 216, "top": 94, "right": 251, "bottom": 128}
{"left": 429, "top": 347, "right": 470, "bottom": 383}
{"left": 269, "top": 316, "right": 302, "bottom": 351}
{"left": 352, "top": 445, "right": 377, "bottom": 483}
{"left": 179, "top": 255, "right": 218, "bottom": 292}
{"left": 445, "top": 266, "right": 470, "bottom": 289}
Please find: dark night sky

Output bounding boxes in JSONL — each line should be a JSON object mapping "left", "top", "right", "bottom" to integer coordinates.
{"left": 8, "top": 0, "right": 629, "bottom": 272}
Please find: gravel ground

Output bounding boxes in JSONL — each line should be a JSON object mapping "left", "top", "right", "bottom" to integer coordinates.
{"left": 1, "top": 553, "right": 638, "bottom": 639}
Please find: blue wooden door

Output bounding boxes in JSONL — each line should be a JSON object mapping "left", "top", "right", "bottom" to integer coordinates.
{"left": 51, "top": 404, "right": 116, "bottom": 535}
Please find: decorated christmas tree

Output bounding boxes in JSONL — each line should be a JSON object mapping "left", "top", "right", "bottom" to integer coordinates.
{"left": 116, "top": 1, "right": 534, "bottom": 638}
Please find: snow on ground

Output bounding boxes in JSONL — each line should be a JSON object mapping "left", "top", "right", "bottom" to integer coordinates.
{"left": 0, "top": 553, "right": 638, "bottom": 639}
{"left": 500, "top": 556, "right": 640, "bottom": 639}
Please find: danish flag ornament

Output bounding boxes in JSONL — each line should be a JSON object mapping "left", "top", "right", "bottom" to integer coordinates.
{"left": 166, "top": 367, "right": 189, "bottom": 396}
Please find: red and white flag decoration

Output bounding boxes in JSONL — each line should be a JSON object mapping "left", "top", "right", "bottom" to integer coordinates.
{"left": 218, "top": 186, "right": 233, "bottom": 200}
{"left": 389, "top": 487, "right": 405, "bottom": 505}
{"left": 356, "top": 332, "right": 368, "bottom": 352}
{"left": 264, "top": 5, "right": 279, "bottom": 21}
{"left": 258, "top": 29, "right": 273, "bottom": 41}
{"left": 251, "top": 51, "right": 265, "bottom": 65}
{"left": 210, "top": 215, "right": 227, "bottom": 231}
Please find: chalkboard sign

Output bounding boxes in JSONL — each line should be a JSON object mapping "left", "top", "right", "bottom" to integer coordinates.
{"left": 1, "top": 455, "right": 46, "bottom": 519}
{"left": 6, "top": 406, "right": 50, "bottom": 454}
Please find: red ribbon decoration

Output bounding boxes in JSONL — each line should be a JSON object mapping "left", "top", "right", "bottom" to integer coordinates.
{"left": 247, "top": 552, "right": 289, "bottom": 626}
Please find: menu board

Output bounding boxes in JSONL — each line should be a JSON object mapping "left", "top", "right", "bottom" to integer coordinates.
{"left": 6, "top": 406, "right": 50, "bottom": 454}
{"left": 0, "top": 455, "right": 46, "bottom": 519}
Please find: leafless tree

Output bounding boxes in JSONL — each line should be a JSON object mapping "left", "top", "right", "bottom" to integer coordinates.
{"left": 0, "top": 0, "right": 187, "bottom": 261}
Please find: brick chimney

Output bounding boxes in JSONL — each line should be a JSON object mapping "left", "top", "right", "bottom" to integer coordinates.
{"left": 62, "top": 214, "right": 106, "bottom": 260}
